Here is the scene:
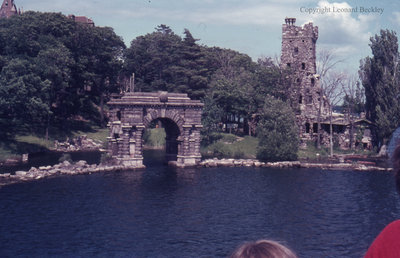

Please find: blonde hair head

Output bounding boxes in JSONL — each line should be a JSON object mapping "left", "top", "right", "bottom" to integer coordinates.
{"left": 230, "top": 239, "right": 297, "bottom": 258}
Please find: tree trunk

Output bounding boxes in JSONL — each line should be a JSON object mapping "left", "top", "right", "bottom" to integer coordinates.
{"left": 45, "top": 113, "right": 50, "bottom": 142}
{"left": 349, "top": 115, "right": 354, "bottom": 150}
{"left": 100, "top": 93, "right": 105, "bottom": 127}
{"left": 317, "top": 91, "right": 322, "bottom": 149}
{"left": 45, "top": 126, "right": 49, "bottom": 142}
{"left": 329, "top": 109, "right": 333, "bottom": 157}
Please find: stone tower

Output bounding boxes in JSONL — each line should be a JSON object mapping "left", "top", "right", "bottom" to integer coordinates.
{"left": 281, "top": 17, "right": 327, "bottom": 140}
{"left": 0, "top": 0, "right": 19, "bottom": 18}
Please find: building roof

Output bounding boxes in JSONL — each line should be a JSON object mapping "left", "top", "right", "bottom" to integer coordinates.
{"left": 68, "top": 15, "right": 95, "bottom": 26}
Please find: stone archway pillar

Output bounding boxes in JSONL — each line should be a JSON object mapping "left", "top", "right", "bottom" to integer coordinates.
{"left": 114, "top": 124, "right": 145, "bottom": 168}
{"left": 176, "top": 124, "right": 202, "bottom": 166}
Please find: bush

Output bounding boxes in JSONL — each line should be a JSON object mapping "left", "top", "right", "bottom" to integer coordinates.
{"left": 210, "top": 142, "right": 233, "bottom": 159}
{"left": 221, "top": 134, "right": 237, "bottom": 143}
{"left": 256, "top": 95, "right": 299, "bottom": 162}
{"left": 201, "top": 132, "right": 224, "bottom": 147}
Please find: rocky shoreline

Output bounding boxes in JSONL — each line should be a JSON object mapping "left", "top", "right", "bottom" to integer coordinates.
{"left": 0, "top": 157, "right": 392, "bottom": 188}
{"left": 198, "top": 158, "right": 391, "bottom": 171}
{"left": 52, "top": 135, "right": 103, "bottom": 152}
{"left": 0, "top": 160, "right": 135, "bottom": 188}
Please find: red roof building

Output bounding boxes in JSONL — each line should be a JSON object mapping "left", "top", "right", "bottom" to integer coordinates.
{"left": 68, "top": 15, "right": 95, "bottom": 27}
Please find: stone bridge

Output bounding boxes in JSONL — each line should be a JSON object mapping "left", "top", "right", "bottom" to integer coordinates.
{"left": 107, "top": 91, "right": 203, "bottom": 168}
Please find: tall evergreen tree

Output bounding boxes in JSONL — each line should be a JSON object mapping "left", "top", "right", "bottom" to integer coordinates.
{"left": 359, "top": 29, "right": 400, "bottom": 147}
{"left": 124, "top": 25, "right": 209, "bottom": 99}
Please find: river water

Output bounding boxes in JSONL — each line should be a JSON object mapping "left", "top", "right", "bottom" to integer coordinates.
{"left": 1, "top": 150, "right": 399, "bottom": 257}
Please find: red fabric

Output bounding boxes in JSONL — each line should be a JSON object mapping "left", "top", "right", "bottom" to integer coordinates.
{"left": 365, "top": 220, "right": 400, "bottom": 258}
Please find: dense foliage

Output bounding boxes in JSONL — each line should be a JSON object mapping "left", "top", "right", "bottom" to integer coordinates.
{"left": 0, "top": 12, "right": 125, "bottom": 137}
{"left": 256, "top": 95, "right": 299, "bottom": 162}
{"left": 0, "top": 15, "right": 299, "bottom": 160}
{"left": 124, "top": 25, "right": 290, "bottom": 137}
{"left": 359, "top": 30, "right": 400, "bottom": 146}
{"left": 124, "top": 25, "right": 210, "bottom": 99}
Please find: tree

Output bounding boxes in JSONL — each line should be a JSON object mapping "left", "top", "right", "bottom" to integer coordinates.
{"left": 124, "top": 25, "right": 209, "bottom": 99}
{"left": 342, "top": 74, "right": 365, "bottom": 149}
{"left": 0, "top": 58, "right": 51, "bottom": 135}
{"left": 207, "top": 48, "right": 256, "bottom": 133}
{"left": 359, "top": 29, "right": 400, "bottom": 147}
{"left": 256, "top": 95, "right": 299, "bottom": 162}
{"left": 0, "top": 11, "right": 126, "bottom": 138}
{"left": 322, "top": 71, "right": 345, "bottom": 156}
{"left": 124, "top": 25, "right": 184, "bottom": 93}
{"left": 35, "top": 43, "right": 74, "bottom": 139}
{"left": 72, "top": 25, "right": 125, "bottom": 125}
{"left": 316, "top": 49, "right": 344, "bottom": 149}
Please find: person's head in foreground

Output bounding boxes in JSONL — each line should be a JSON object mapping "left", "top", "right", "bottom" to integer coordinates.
{"left": 230, "top": 239, "right": 297, "bottom": 258}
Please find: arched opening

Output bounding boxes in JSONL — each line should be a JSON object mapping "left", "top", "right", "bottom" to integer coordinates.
{"left": 143, "top": 118, "right": 181, "bottom": 166}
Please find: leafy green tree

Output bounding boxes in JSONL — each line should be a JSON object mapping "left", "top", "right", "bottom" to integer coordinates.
{"left": 256, "top": 95, "right": 299, "bottom": 161}
{"left": 0, "top": 11, "right": 125, "bottom": 138}
{"left": 206, "top": 48, "right": 256, "bottom": 133}
{"left": 359, "top": 29, "right": 400, "bottom": 147}
{"left": 124, "top": 25, "right": 183, "bottom": 92}
{"left": 0, "top": 58, "right": 51, "bottom": 135}
{"left": 124, "top": 25, "right": 209, "bottom": 99}
{"left": 71, "top": 25, "right": 125, "bottom": 124}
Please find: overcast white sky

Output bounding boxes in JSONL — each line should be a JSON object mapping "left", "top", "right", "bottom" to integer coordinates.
{"left": 16, "top": 0, "right": 400, "bottom": 75}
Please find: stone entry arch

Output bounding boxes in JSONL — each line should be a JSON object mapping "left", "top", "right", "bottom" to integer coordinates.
{"left": 107, "top": 92, "right": 203, "bottom": 168}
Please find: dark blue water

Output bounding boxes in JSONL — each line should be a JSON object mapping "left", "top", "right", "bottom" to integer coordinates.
{"left": 1, "top": 150, "right": 399, "bottom": 257}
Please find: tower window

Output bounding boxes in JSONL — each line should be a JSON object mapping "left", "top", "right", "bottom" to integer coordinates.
{"left": 294, "top": 47, "right": 298, "bottom": 53}
{"left": 307, "top": 96, "right": 312, "bottom": 104}
{"left": 299, "top": 95, "right": 302, "bottom": 104}
{"left": 287, "top": 63, "right": 291, "bottom": 68}
{"left": 296, "top": 78, "right": 300, "bottom": 84}
{"left": 302, "top": 63, "right": 306, "bottom": 70}
{"left": 311, "top": 78, "right": 315, "bottom": 86}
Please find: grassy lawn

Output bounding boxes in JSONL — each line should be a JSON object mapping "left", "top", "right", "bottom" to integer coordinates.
{"left": 201, "top": 133, "right": 259, "bottom": 159}
{"left": 298, "top": 141, "right": 377, "bottom": 160}
{"left": 1, "top": 125, "right": 377, "bottom": 163}
{"left": 143, "top": 128, "right": 166, "bottom": 148}
{"left": 71, "top": 126, "right": 109, "bottom": 143}
{"left": 0, "top": 124, "right": 109, "bottom": 162}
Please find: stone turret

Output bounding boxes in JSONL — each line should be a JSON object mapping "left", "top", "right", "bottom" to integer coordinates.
{"left": 281, "top": 18, "right": 328, "bottom": 141}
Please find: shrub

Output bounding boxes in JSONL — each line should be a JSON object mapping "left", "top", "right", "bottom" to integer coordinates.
{"left": 256, "top": 95, "right": 299, "bottom": 162}
{"left": 211, "top": 142, "right": 233, "bottom": 159}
